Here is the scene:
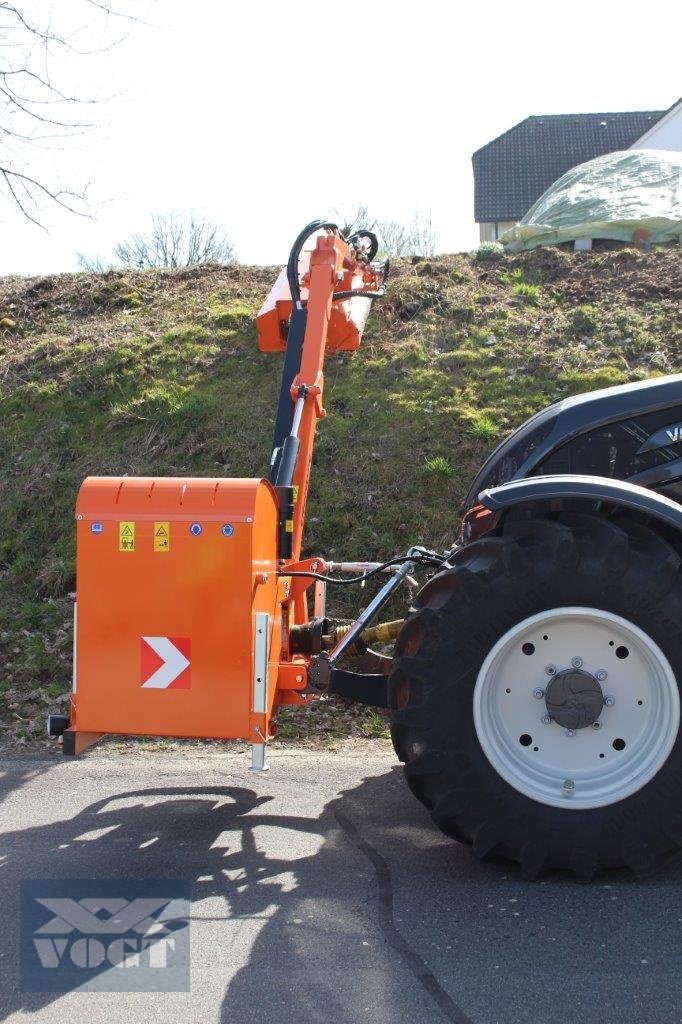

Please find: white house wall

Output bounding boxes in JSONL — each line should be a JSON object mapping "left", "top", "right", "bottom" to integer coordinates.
{"left": 479, "top": 221, "right": 517, "bottom": 242}
{"left": 630, "top": 102, "right": 682, "bottom": 151}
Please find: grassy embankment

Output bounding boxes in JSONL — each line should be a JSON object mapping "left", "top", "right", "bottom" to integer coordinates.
{"left": 0, "top": 244, "right": 680, "bottom": 747}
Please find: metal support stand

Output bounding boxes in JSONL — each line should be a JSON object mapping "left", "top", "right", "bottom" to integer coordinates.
{"left": 250, "top": 742, "right": 269, "bottom": 773}
{"left": 250, "top": 612, "right": 270, "bottom": 773}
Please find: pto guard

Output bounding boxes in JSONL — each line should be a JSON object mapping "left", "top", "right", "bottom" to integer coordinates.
{"left": 69, "top": 476, "right": 281, "bottom": 752}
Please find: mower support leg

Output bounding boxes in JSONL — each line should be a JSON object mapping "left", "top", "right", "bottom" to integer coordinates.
{"left": 250, "top": 612, "right": 270, "bottom": 772}
{"left": 62, "top": 729, "right": 105, "bottom": 756}
{"left": 250, "top": 743, "right": 269, "bottom": 772}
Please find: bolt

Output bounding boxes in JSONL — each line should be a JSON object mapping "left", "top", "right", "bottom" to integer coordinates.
{"left": 571, "top": 656, "right": 583, "bottom": 669}
{"left": 604, "top": 695, "right": 615, "bottom": 707}
{"left": 545, "top": 664, "right": 557, "bottom": 676}
{"left": 565, "top": 729, "right": 575, "bottom": 737}
{"left": 563, "top": 779, "right": 575, "bottom": 793}
{"left": 593, "top": 721, "right": 602, "bottom": 729}
{"left": 596, "top": 670, "right": 607, "bottom": 681}
{"left": 541, "top": 714, "right": 552, "bottom": 725}
{"left": 533, "top": 687, "right": 545, "bottom": 700}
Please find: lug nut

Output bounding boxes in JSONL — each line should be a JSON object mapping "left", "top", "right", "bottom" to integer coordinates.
{"left": 604, "top": 695, "right": 615, "bottom": 707}
{"left": 596, "top": 670, "right": 607, "bottom": 681}
{"left": 533, "top": 687, "right": 545, "bottom": 699}
{"left": 565, "top": 729, "right": 575, "bottom": 737}
{"left": 571, "top": 656, "right": 583, "bottom": 669}
{"left": 563, "top": 779, "right": 575, "bottom": 793}
{"left": 545, "top": 664, "right": 557, "bottom": 676}
{"left": 541, "top": 714, "right": 552, "bottom": 725}
{"left": 593, "top": 721, "right": 602, "bottom": 729}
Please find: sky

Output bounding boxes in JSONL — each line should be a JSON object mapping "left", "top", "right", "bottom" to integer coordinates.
{"left": 1, "top": 0, "right": 680, "bottom": 275}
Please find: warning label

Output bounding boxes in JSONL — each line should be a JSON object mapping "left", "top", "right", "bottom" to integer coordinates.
{"left": 154, "top": 522, "right": 170, "bottom": 552}
{"left": 119, "top": 521, "right": 135, "bottom": 552}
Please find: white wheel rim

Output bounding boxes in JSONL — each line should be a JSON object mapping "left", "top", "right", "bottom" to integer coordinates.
{"left": 473, "top": 607, "right": 680, "bottom": 810}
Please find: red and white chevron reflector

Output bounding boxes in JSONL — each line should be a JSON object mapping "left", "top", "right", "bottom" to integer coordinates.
{"left": 140, "top": 636, "right": 191, "bottom": 690}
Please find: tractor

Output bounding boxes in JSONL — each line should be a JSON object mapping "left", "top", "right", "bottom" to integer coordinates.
{"left": 51, "top": 222, "right": 682, "bottom": 878}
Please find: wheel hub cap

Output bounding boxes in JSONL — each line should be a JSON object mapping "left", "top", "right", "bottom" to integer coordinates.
{"left": 545, "top": 669, "right": 604, "bottom": 730}
{"left": 472, "top": 607, "right": 680, "bottom": 810}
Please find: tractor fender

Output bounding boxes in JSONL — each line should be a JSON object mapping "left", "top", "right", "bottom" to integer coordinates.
{"left": 480, "top": 474, "right": 682, "bottom": 533}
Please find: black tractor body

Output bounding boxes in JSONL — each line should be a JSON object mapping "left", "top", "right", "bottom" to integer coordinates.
{"left": 465, "top": 373, "right": 682, "bottom": 506}
{"left": 391, "top": 372, "right": 682, "bottom": 878}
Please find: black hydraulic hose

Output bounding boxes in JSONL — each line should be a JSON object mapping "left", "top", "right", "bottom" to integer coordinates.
{"left": 280, "top": 553, "right": 446, "bottom": 586}
{"left": 332, "top": 289, "right": 386, "bottom": 301}
{"left": 332, "top": 259, "right": 389, "bottom": 301}
{"left": 347, "top": 230, "right": 379, "bottom": 261}
{"left": 286, "top": 220, "right": 338, "bottom": 308}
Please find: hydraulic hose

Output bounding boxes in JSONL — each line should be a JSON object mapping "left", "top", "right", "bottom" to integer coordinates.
{"left": 347, "top": 230, "right": 379, "bottom": 261}
{"left": 286, "top": 220, "right": 338, "bottom": 308}
{"left": 332, "top": 259, "right": 389, "bottom": 302}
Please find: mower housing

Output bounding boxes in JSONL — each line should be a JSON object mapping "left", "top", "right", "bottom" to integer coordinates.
{"left": 71, "top": 476, "right": 282, "bottom": 750}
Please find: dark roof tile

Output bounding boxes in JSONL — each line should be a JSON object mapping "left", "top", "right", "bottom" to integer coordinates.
{"left": 472, "top": 111, "right": 665, "bottom": 221}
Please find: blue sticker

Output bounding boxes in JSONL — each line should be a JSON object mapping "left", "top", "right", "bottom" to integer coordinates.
{"left": 221, "top": 523, "right": 234, "bottom": 538}
{"left": 91, "top": 522, "right": 103, "bottom": 535}
{"left": 189, "top": 523, "right": 203, "bottom": 537}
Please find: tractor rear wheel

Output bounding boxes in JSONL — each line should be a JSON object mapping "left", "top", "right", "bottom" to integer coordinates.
{"left": 389, "top": 513, "right": 682, "bottom": 878}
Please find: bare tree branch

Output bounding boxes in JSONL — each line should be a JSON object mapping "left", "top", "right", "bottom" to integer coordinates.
{"left": 0, "top": 163, "right": 86, "bottom": 225}
{"left": 328, "top": 203, "right": 438, "bottom": 257}
{"left": 84, "top": 0, "right": 150, "bottom": 25}
{"left": 330, "top": 203, "right": 377, "bottom": 238}
{"left": 0, "top": 1, "right": 143, "bottom": 222}
{"left": 375, "top": 219, "right": 411, "bottom": 257}
{"left": 407, "top": 210, "right": 437, "bottom": 257}
{"left": 110, "top": 212, "right": 237, "bottom": 269}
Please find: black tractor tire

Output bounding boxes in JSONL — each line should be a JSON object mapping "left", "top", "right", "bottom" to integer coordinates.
{"left": 389, "top": 512, "right": 682, "bottom": 879}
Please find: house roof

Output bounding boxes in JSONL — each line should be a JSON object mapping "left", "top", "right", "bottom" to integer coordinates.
{"left": 472, "top": 109, "right": 666, "bottom": 222}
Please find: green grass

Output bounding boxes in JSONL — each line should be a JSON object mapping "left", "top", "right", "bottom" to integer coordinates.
{"left": 0, "top": 246, "right": 680, "bottom": 745}
{"left": 424, "top": 455, "right": 455, "bottom": 477}
{"left": 465, "top": 414, "right": 499, "bottom": 442}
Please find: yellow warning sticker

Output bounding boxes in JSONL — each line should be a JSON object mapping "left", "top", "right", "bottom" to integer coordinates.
{"left": 154, "top": 522, "right": 170, "bottom": 553}
{"left": 292, "top": 485, "right": 299, "bottom": 502}
{"left": 119, "top": 521, "right": 135, "bottom": 552}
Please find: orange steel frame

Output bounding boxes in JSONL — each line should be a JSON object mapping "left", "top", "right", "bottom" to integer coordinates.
{"left": 256, "top": 229, "right": 383, "bottom": 639}
{"left": 258, "top": 231, "right": 382, "bottom": 562}
{"left": 66, "top": 228, "right": 382, "bottom": 753}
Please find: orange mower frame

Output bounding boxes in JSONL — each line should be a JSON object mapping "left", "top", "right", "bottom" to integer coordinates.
{"left": 60, "top": 221, "right": 418, "bottom": 768}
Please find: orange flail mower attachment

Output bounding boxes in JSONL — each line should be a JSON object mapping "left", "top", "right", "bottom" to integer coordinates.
{"left": 256, "top": 233, "right": 380, "bottom": 353}
{"left": 65, "top": 223, "right": 385, "bottom": 765}
{"left": 70, "top": 477, "right": 282, "bottom": 750}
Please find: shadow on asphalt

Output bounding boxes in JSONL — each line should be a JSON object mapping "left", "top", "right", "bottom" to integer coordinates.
{"left": 1, "top": 762, "right": 681, "bottom": 1023}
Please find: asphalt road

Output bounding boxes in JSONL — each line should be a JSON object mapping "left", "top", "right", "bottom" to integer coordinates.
{"left": 0, "top": 745, "right": 680, "bottom": 1024}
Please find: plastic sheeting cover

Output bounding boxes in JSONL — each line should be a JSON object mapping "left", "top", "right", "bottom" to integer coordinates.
{"left": 500, "top": 148, "right": 682, "bottom": 251}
